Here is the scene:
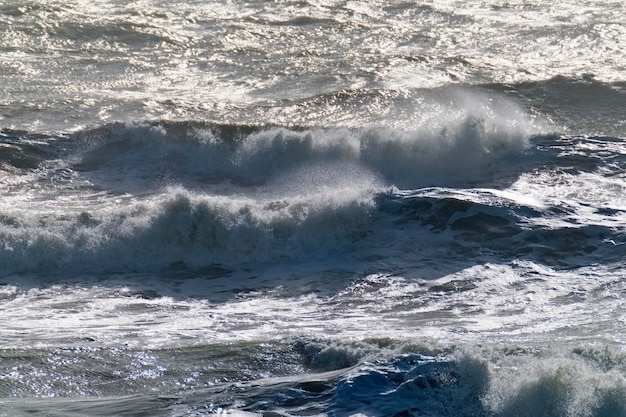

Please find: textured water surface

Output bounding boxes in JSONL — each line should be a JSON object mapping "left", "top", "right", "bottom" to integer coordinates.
{"left": 1, "top": 1, "right": 625, "bottom": 416}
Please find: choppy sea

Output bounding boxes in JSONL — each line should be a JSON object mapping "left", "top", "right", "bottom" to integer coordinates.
{"left": 1, "top": 1, "right": 625, "bottom": 416}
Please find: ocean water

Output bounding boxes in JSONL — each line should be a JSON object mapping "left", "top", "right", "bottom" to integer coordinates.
{"left": 1, "top": 1, "right": 625, "bottom": 416}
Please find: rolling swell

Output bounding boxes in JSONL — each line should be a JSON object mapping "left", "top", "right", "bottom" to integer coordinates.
{"left": 68, "top": 111, "right": 531, "bottom": 192}
{"left": 2, "top": 117, "right": 623, "bottom": 275}
{"left": 172, "top": 344, "right": 626, "bottom": 417}
{"left": 383, "top": 189, "right": 626, "bottom": 269}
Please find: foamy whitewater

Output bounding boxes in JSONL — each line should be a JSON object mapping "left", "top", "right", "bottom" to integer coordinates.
{"left": 1, "top": 1, "right": 625, "bottom": 416}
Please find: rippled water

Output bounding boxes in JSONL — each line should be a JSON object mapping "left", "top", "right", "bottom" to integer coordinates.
{"left": 1, "top": 1, "right": 625, "bottom": 416}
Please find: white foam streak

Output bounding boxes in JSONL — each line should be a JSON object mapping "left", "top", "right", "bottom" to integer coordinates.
{"left": 2, "top": 260, "right": 622, "bottom": 354}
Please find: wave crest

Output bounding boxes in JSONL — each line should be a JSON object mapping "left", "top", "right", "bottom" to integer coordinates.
{"left": 0, "top": 186, "right": 376, "bottom": 274}
{"left": 70, "top": 108, "right": 532, "bottom": 193}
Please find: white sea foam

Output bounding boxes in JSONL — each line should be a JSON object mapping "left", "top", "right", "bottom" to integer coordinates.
{"left": 483, "top": 348, "right": 626, "bottom": 417}
{"left": 0, "top": 1, "right": 625, "bottom": 415}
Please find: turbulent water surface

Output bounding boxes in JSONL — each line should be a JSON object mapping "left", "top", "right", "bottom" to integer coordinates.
{"left": 1, "top": 1, "right": 625, "bottom": 416}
